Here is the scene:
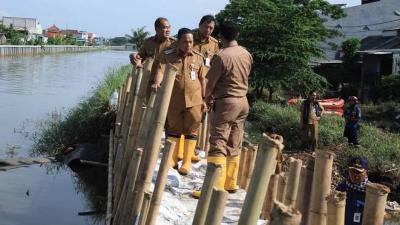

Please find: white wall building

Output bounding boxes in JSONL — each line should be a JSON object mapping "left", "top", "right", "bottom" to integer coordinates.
{"left": 1, "top": 17, "right": 43, "bottom": 41}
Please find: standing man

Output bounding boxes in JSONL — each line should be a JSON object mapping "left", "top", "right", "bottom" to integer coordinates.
{"left": 129, "top": 17, "right": 175, "bottom": 66}
{"left": 300, "top": 91, "right": 324, "bottom": 151}
{"left": 193, "top": 15, "right": 220, "bottom": 68}
{"left": 190, "top": 14, "right": 220, "bottom": 162}
{"left": 344, "top": 96, "right": 361, "bottom": 146}
{"left": 198, "top": 21, "right": 253, "bottom": 196}
{"left": 152, "top": 28, "right": 205, "bottom": 176}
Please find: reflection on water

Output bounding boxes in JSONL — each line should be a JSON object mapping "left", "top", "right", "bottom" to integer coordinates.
{"left": 0, "top": 51, "right": 131, "bottom": 158}
{"left": 0, "top": 164, "right": 106, "bottom": 225}
{"left": 0, "top": 51, "right": 130, "bottom": 225}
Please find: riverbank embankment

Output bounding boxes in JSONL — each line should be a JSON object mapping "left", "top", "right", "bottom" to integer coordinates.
{"left": 0, "top": 45, "right": 110, "bottom": 57}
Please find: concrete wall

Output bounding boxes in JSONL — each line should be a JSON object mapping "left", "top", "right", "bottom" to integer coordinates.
{"left": 0, "top": 45, "right": 109, "bottom": 57}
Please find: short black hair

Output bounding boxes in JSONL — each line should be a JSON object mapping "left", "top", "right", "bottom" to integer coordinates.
{"left": 219, "top": 21, "right": 239, "bottom": 41}
{"left": 177, "top": 28, "right": 193, "bottom": 40}
{"left": 199, "top": 15, "right": 216, "bottom": 26}
{"left": 154, "top": 17, "right": 168, "bottom": 29}
{"left": 309, "top": 90, "right": 316, "bottom": 95}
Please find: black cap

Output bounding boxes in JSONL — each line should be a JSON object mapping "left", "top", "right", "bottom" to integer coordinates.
{"left": 348, "top": 156, "right": 368, "bottom": 172}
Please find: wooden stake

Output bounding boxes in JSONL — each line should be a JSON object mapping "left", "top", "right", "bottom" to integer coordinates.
{"left": 192, "top": 163, "right": 222, "bottom": 225}
{"left": 204, "top": 188, "right": 228, "bottom": 225}
{"left": 145, "top": 140, "right": 176, "bottom": 225}
{"left": 129, "top": 64, "right": 178, "bottom": 224}
{"left": 308, "top": 150, "right": 335, "bottom": 225}
{"left": 238, "top": 134, "right": 284, "bottom": 225}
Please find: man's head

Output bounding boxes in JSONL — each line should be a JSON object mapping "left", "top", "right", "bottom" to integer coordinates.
{"left": 348, "top": 96, "right": 358, "bottom": 106}
{"left": 308, "top": 91, "right": 317, "bottom": 101}
{"left": 154, "top": 17, "right": 171, "bottom": 39}
{"left": 348, "top": 156, "right": 368, "bottom": 183}
{"left": 199, "top": 15, "right": 216, "bottom": 39}
{"left": 177, "top": 28, "right": 194, "bottom": 55}
{"left": 219, "top": 21, "right": 239, "bottom": 44}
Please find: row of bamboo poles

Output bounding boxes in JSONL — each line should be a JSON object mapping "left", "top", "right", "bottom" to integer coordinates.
{"left": 0, "top": 45, "right": 106, "bottom": 56}
{"left": 107, "top": 59, "right": 390, "bottom": 225}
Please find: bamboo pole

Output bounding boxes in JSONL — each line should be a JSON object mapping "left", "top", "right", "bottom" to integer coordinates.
{"left": 192, "top": 163, "right": 222, "bottom": 225}
{"left": 113, "top": 148, "right": 144, "bottom": 225}
{"left": 200, "top": 113, "right": 208, "bottom": 151}
{"left": 114, "top": 68, "right": 142, "bottom": 205}
{"left": 269, "top": 201, "right": 302, "bottom": 225}
{"left": 138, "top": 192, "right": 152, "bottom": 225}
{"left": 106, "top": 129, "right": 114, "bottom": 225}
{"left": 284, "top": 158, "right": 303, "bottom": 207}
{"left": 298, "top": 156, "right": 315, "bottom": 225}
{"left": 308, "top": 150, "right": 335, "bottom": 225}
{"left": 115, "top": 93, "right": 156, "bottom": 225}
{"left": 204, "top": 188, "right": 228, "bottom": 225}
{"left": 326, "top": 191, "right": 346, "bottom": 225}
{"left": 128, "top": 64, "right": 178, "bottom": 224}
{"left": 262, "top": 174, "right": 279, "bottom": 220}
{"left": 296, "top": 166, "right": 306, "bottom": 210}
{"left": 238, "top": 134, "right": 284, "bottom": 225}
{"left": 277, "top": 173, "right": 288, "bottom": 203}
{"left": 362, "top": 183, "right": 390, "bottom": 225}
{"left": 145, "top": 140, "right": 176, "bottom": 225}
{"left": 245, "top": 145, "right": 258, "bottom": 190}
{"left": 238, "top": 146, "right": 249, "bottom": 189}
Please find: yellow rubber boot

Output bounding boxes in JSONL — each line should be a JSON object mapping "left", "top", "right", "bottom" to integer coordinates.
{"left": 192, "top": 156, "right": 226, "bottom": 198}
{"left": 178, "top": 139, "right": 196, "bottom": 175}
{"left": 225, "top": 155, "right": 240, "bottom": 193}
{"left": 178, "top": 135, "right": 184, "bottom": 161}
{"left": 168, "top": 137, "right": 181, "bottom": 169}
{"left": 191, "top": 148, "right": 201, "bottom": 163}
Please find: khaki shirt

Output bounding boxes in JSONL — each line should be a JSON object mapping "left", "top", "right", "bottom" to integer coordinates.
{"left": 205, "top": 44, "right": 253, "bottom": 99}
{"left": 193, "top": 32, "right": 219, "bottom": 67}
{"left": 138, "top": 36, "right": 176, "bottom": 60}
{"left": 158, "top": 48, "right": 205, "bottom": 108}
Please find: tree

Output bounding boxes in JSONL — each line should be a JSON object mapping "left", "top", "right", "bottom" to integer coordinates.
{"left": 125, "top": 26, "right": 150, "bottom": 49}
{"left": 216, "top": 0, "right": 345, "bottom": 99}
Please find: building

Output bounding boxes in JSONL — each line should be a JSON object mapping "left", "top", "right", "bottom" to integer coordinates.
{"left": 46, "top": 24, "right": 61, "bottom": 38}
{"left": 1, "top": 16, "right": 43, "bottom": 41}
{"left": 322, "top": 0, "right": 400, "bottom": 61}
{"left": 316, "top": 0, "right": 400, "bottom": 100}
{"left": 0, "top": 33, "right": 6, "bottom": 44}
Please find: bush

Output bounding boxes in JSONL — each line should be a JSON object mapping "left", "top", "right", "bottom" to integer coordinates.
{"left": 32, "top": 65, "right": 132, "bottom": 156}
{"left": 247, "top": 101, "right": 400, "bottom": 174}
{"left": 380, "top": 75, "right": 400, "bottom": 101}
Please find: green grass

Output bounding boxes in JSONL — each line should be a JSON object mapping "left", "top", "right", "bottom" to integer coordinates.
{"left": 32, "top": 65, "right": 132, "bottom": 156}
{"left": 247, "top": 101, "right": 400, "bottom": 174}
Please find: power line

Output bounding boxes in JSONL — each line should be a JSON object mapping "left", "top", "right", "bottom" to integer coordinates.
{"left": 327, "top": 18, "right": 400, "bottom": 28}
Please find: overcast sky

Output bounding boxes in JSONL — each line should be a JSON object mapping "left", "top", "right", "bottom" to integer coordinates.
{"left": 1, "top": 0, "right": 361, "bottom": 38}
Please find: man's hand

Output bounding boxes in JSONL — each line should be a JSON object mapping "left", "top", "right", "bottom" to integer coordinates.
{"left": 151, "top": 83, "right": 161, "bottom": 92}
{"left": 202, "top": 101, "right": 209, "bottom": 112}
{"left": 129, "top": 53, "right": 141, "bottom": 65}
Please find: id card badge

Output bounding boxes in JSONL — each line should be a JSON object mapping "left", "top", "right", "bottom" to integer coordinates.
{"left": 353, "top": 213, "right": 361, "bottom": 223}
{"left": 190, "top": 71, "right": 196, "bottom": 80}
{"left": 205, "top": 57, "right": 211, "bottom": 67}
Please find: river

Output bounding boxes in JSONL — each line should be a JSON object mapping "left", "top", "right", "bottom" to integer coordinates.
{"left": 0, "top": 50, "right": 131, "bottom": 225}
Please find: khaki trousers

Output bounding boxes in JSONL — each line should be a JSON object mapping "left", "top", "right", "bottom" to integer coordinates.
{"left": 166, "top": 104, "right": 202, "bottom": 139}
{"left": 208, "top": 97, "right": 249, "bottom": 157}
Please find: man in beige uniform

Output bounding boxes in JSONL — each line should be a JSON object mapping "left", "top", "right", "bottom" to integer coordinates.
{"left": 300, "top": 91, "right": 324, "bottom": 151}
{"left": 193, "top": 22, "right": 252, "bottom": 197}
{"left": 129, "top": 17, "right": 176, "bottom": 100}
{"left": 129, "top": 17, "right": 175, "bottom": 65}
{"left": 152, "top": 28, "right": 205, "bottom": 175}
{"left": 188, "top": 15, "right": 220, "bottom": 162}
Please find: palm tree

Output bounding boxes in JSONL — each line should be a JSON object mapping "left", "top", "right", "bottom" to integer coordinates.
{"left": 125, "top": 26, "right": 150, "bottom": 50}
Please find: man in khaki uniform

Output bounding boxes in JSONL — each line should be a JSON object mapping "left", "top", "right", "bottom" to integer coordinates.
{"left": 129, "top": 17, "right": 175, "bottom": 65}
{"left": 152, "top": 28, "right": 205, "bottom": 175}
{"left": 129, "top": 17, "right": 176, "bottom": 100}
{"left": 193, "top": 22, "right": 253, "bottom": 197}
{"left": 189, "top": 15, "right": 220, "bottom": 162}
{"left": 300, "top": 91, "right": 324, "bottom": 151}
